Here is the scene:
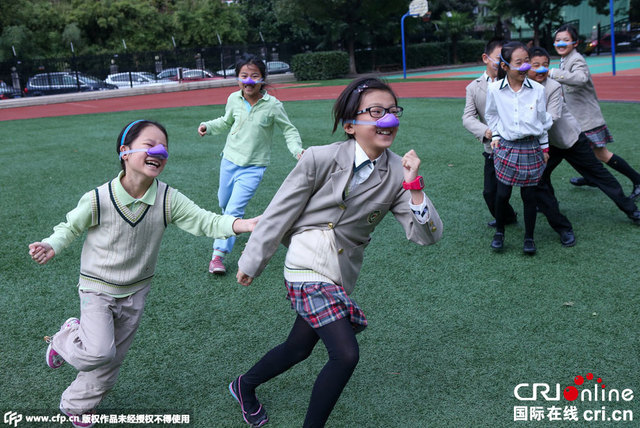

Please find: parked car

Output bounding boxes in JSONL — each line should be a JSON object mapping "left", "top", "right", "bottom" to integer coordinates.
{"left": 584, "top": 32, "right": 634, "bottom": 56}
{"left": 25, "top": 72, "right": 117, "bottom": 96}
{"left": 106, "top": 71, "right": 161, "bottom": 88}
{"left": 215, "top": 66, "right": 237, "bottom": 77}
{"left": 0, "top": 80, "right": 22, "bottom": 99}
{"left": 156, "top": 67, "right": 190, "bottom": 81}
{"left": 215, "top": 61, "right": 291, "bottom": 77}
{"left": 174, "top": 69, "right": 218, "bottom": 81}
{"left": 266, "top": 61, "right": 291, "bottom": 74}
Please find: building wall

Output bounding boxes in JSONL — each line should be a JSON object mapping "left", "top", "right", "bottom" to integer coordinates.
{"left": 511, "top": 0, "right": 629, "bottom": 40}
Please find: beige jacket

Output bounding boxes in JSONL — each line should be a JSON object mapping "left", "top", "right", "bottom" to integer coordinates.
{"left": 238, "top": 139, "right": 443, "bottom": 294}
{"left": 541, "top": 78, "right": 581, "bottom": 149}
{"left": 549, "top": 49, "right": 605, "bottom": 132}
{"left": 462, "top": 73, "right": 493, "bottom": 154}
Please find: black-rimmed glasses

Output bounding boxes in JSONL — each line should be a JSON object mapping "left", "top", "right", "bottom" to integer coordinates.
{"left": 356, "top": 106, "right": 404, "bottom": 118}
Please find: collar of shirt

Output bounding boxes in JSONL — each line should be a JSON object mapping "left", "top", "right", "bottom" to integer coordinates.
{"left": 114, "top": 170, "right": 158, "bottom": 207}
{"left": 353, "top": 141, "right": 381, "bottom": 171}
{"left": 498, "top": 76, "right": 533, "bottom": 91}
{"left": 481, "top": 71, "right": 494, "bottom": 83}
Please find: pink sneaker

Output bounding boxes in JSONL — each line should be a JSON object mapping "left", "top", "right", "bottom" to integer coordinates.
{"left": 208, "top": 256, "right": 226, "bottom": 275}
{"left": 59, "top": 403, "right": 95, "bottom": 428}
{"left": 44, "top": 317, "right": 79, "bottom": 369}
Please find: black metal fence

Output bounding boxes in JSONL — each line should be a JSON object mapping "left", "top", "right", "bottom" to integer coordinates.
{"left": 0, "top": 42, "right": 300, "bottom": 96}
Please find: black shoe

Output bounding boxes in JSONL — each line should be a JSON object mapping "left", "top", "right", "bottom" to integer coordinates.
{"left": 523, "top": 239, "right": 537, "bottom": 255}
{"left": 628, "top": 210, "right": 640, "bottom": 225}
{"left": 229, "top": 376, "right": 268, "bottom": 427}
{"left": 570, "top": 177, "right": 596, "bottom": 187}
{"left": 560, "top": 230, "right": 576, "bottom": 247}
{"left": 629, "top": 184, "right": 640, "bottom": 200}
{"left": 491, "top": 232, "right": 504, "bottom": 251}
{"left": 487, "top": 219, "right": 497, "bottom": 228}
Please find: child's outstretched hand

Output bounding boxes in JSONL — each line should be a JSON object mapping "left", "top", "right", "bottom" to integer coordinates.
{"left": 232, "top": 216, "right": 261, "bottom": 234}
{"left": 236, "top": 270, "right": 254, "bottom": 286}
{"left": 28, "top": 242, "right": 55, "bottom": 265}
{"left": 197, "top": 124, "right": 207, "bottom": 137}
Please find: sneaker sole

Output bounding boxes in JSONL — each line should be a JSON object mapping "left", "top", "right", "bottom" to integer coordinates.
{"left": 229, "top": 379, "right": 268, "bottom": 427}
{"left": 45, "top": 341, "right": 63, "bottom": 369}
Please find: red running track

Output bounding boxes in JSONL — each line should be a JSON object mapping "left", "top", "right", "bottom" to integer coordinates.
{"left": 1, "top": 77, "right": 638, "bottom": 122}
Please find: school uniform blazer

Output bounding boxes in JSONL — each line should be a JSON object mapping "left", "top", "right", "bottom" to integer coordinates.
{"left": 549, "top": 48, "right": 605, "bottom": 132}
{"left": 542, "top": 78, "right": 580, "bottom": 150}
{"left": 238, "top": 139, "right": 443, "bottom": 294}
{"left": 462, "top": 75, "right": 492, "bottom": 154}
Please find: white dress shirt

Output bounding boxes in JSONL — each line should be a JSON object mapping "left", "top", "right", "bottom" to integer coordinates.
{"left": 485, "top": 77, "right": 553, "bottom": 148}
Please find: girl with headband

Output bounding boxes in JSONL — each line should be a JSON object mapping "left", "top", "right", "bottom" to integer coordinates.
{"left": 197, "top": 55, "right": 304, "bottom": 275}
{"left": 228, "top": 77, "right": 442, "bottom": 427}
{"left": 549, "top": 24, "right": 640, "bottom": 200}
{"left": 485, "top": 41, "right": 553, "bottom": 255}
{"left": 29, "top": 120, "right": 258, "bottom": 427}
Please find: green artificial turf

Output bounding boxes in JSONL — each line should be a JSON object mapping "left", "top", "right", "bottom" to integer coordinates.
{"left": 1, "top": 98, "right": 639, "bottom": 427}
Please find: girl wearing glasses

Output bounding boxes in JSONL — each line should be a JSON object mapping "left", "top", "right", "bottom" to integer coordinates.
{"left": 226, "top": 77, "right": 443, "bottom": 427}
{"left": 197, "top": 55, "right": 304, "bottom": 275}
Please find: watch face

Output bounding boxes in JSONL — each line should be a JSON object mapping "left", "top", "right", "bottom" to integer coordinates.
{"left": 417, "top": 177, "right": 424, "bottom": 188}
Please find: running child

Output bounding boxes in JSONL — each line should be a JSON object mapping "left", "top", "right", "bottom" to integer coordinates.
{"left": 549, "top": 24, "right": 640, "bottom": 200}
{"left": 485, "top": 41, "right": 553, "bottom": 254}
{"left": 462, "top": 37, "right": 518, "bottom": 228}
{"left": 228, "top": 77, "right": 443, "bottom": 427}
{"left": 528, "top": 46, "right": 640, "bottom": 226}
{"left": 197, "top": 55, "right": 303, "bottom": 275}
{"left": 29, "top": 120, "right": 257, "bottom": 428}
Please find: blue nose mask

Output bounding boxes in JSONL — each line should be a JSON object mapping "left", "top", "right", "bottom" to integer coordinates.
{"left": 119, "top": 144, "right": 169, "bottom": 160}
{"left": 345, "top": 113, "right": 400, "bottom": 128}
{"left": 533, "top": 66, "right": 549, "bottom": 74}
{"left": 238, "top": 77, "right": 263, "bottom": 85}
{"left": 554, "top": 41, "right": 576, "bottom": 47}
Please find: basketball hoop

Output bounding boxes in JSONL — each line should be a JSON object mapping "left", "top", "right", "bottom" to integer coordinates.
{"left": 409, "top": 0, "right": 429, "bottom": 18}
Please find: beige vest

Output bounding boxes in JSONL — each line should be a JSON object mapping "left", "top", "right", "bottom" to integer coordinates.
{"left": 78, "top": 179, "right": 171, "bottom": 296}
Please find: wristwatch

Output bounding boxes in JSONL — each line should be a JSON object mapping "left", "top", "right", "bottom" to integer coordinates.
{"left": 402, "top": 176, "right": 424, "bottom": 190}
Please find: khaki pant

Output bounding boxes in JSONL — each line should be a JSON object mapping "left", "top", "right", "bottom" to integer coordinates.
{"left": 53, "top": 286, "right": 150, "bottom": 414}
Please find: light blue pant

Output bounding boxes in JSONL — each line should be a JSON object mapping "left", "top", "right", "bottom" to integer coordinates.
{"left": 214, "top": 158, "right": 266, "bottom": 255}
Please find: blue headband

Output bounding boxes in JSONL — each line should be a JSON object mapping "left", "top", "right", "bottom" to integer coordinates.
{"left": 120, "top": 120, "right": 146, "bottom": 147}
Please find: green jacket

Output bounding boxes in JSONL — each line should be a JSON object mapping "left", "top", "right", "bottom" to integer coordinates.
{"left": 200, "top": 90, "right": 303, "bottom": 166}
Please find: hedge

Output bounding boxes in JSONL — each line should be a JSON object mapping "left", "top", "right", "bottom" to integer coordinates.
{"left": 291, "top": 51, "right": 349, "bottom": 81}
{"left": 355, "top": 40, "right": 486, "bottom": 73}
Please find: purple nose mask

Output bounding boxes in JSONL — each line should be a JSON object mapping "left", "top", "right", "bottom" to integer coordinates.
{"left": 238, "top": 77, "right": 264, "bottom": 85}
{"left": 500, "top": 54, "right": 532, "bottom": 72}
{"left": 119, "top": 145, "right": 169, "bottom": 160}
{"left": 345, "top": 114, "right": 400, "bottom": 128}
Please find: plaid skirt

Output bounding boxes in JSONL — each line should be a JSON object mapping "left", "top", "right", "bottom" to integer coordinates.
{"left": 584, "top": 124, "right": 614, "bottom": 148}
{"left": 493, "top": 137, "right": 545, "bottom": 187}
{"left": 285, "top": 280, "right": 368, "bottom": 333}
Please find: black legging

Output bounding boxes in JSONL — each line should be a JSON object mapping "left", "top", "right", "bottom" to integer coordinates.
{"left": 240, "top": 315, "right": 359, "bottom": 428}
{"left": 495, "top": 181, "right": 537, "bottom": 239}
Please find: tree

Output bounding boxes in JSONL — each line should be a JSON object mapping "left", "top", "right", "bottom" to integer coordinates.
{"left": 273, "top": 0, "right": 407, "bottom": 74}
{"left": 489, "top": 0, "right": 582, "bottom": 46}
{"left": 433, "top": 11, "right": 474, "bottom": 63}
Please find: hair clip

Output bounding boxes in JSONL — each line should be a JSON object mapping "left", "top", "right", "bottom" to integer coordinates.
{"left": 354, "top": 83, "right": 369, "bottom": 93}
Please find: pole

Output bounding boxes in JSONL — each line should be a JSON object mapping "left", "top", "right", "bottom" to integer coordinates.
{"left": 401, "top": 12, "right": 413, "bottom": 79}
{"left": 609, "top": 0, "right": 616, "bottom": 75}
